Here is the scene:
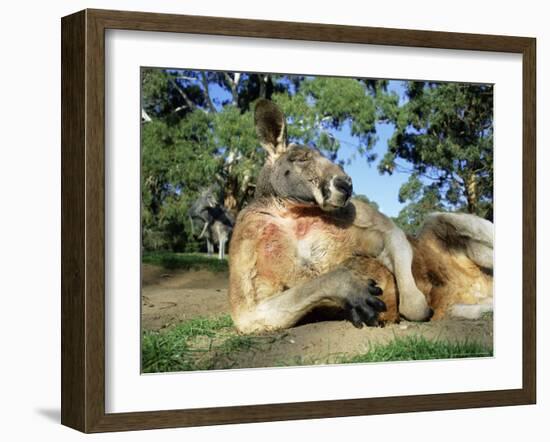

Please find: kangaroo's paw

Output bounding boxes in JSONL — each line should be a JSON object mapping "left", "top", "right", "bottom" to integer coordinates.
{"left": 399, "top": 288, "right": 433, "bottom": 322}
{"left": 344, "top": 279, "right": 387, "bottom": 328}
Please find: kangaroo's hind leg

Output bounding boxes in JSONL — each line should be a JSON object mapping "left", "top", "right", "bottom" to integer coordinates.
{"left": 206, "top": 238, "right": 214, "bottom": 256}
{"left": 418, "top": 212, "right": 494, "bottom": 320}
{"left": 422, "top": 212, "right": 493, "bottom": 270}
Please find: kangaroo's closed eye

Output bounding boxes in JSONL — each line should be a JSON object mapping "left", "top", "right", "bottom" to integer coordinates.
{"left": 288, "top": 152, "right": 311, "bottom": 163}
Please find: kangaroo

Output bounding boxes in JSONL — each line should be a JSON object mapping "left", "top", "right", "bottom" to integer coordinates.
{"left": 203, "top": 208, "right": 233, "bottom": 260}
{"left": 228, "top": 99, "right": 493, "bottom": 333}
{"left": 189, "top": 185, "right": 235, "bottom": 260}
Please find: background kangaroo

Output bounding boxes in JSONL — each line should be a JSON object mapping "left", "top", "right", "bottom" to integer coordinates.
{"left": 228, "top": 99, "right": 493, "bottom": 333}
{"left": 189, "top": 185, "right": 235, "bottom": 260}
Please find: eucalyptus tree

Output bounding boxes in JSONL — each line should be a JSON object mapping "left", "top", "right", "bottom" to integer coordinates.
{"left": 379, "top": 81, "right": 494, "bottom": 233}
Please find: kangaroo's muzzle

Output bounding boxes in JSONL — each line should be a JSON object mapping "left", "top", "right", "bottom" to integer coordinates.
{"left": 321, "top": 175, "right": 353, "bottom": 210}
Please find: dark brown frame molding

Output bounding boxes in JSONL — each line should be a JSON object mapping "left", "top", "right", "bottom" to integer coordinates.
{"left": 61, "top": 8, "right": 536, "bottom": 433}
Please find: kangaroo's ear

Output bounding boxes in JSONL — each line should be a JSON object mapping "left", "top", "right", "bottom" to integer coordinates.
{"left": 254, "top": 99, "right": 288, "bottom": 161}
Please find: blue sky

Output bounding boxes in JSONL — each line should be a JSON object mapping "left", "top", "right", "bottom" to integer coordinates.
{"left": 335, "top": 119, "right": 407, "bottom": 216}
{"left": 321, "top": 80, "right": 411, "bottom": 217}
{"left": 208, "top": 77, "right": 409, "bottom": 217}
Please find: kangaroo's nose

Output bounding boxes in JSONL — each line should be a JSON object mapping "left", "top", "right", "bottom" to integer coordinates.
{"left": 332, "top": 176, "right": 353, "bottom": 199}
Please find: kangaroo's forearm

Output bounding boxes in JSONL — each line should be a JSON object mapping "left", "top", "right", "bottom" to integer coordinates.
{"left": 233, "top": 268, "right": 351, "bottom": 332}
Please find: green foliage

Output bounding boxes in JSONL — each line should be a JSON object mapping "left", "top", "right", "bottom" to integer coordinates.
{"left": 393, "top": 177, "right": 445, "bottom": 235}
{"left": 273, "top": 77, "right": 378, "bottom": 160}
{"left": 141, "top": 68, "right": 493, "bottom": 248}
{"left": 141, "top": 109, "right": 218, "bottom": 251}
{"left": 141, "top": 69, "right": 385, "bottom": 251}
{"left": 379, "top": 82, "right": 493, "bottom": 229}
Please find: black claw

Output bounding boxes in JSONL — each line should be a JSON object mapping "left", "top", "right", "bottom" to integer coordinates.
{"left": 367, "top": 296, "right": 387, "bottom": 312}
{"left": 367, "top": 279, "right": 383, "bottom": 296}
{"left": 344, "top": 279, "right": 385, "bottom": 328}
{"left": 365, "top": 316, "right": 379, "bottom": 327}
{"left": 356, "top": 303, "right": 377, "bottom": 324}
{"left": 350, "top": 308, "right": 364, "bottom": 328}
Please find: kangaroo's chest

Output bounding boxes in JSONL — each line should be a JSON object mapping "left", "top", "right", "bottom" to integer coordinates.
{"left": 260, "top": 214, "right": 356, "bottom": 278}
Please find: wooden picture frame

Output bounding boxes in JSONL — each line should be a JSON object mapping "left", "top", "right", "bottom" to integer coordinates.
{"left": 61, "top": 8, "right": 536, "bottom": 433}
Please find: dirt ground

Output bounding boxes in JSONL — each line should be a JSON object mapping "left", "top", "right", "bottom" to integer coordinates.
{"left": 142, "top": 265, "right": 231, "bottom": 329}
{"left": 142, "top": 264, "right": 493, "bottom": 368}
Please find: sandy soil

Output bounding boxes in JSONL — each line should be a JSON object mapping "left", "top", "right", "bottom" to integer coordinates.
{"left": 142, "top": 265, "right": 230, "bottom": 330}
{"left": 142, "top": 264, "right": 493, "bottom": 368}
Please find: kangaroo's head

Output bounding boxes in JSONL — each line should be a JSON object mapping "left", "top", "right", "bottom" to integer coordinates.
{"left": 189, "top": 185, "right": 222, "bottom": 217}
{"left": 254, "top": 99, "right": 353, "bottom": 211}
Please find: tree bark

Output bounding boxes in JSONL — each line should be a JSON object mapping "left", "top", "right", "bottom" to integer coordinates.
{"left": 465, "top": 172, "right": 478, "bottom": 214}
{"left": 169, "top": 78, "right": 206, "bottom": 114}
{"left": 224, "top": 72, "right": 240, "bottom": 106}
{"left": 224, "top": 176, "right": 239, "bottom": 217}
{"left": 200, "top": 72, "right": 217, "bottom": 113}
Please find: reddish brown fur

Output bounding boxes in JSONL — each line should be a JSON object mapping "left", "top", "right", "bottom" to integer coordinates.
{"left": 353, "top": 230, "right": 493, "bottom": 323}
{"left": 229, "top": 99, "right": 492, "bottom": 331}
{"left": 411, "top": 232, "right": 493, "bottom": 320}
{"left": 230, "top": 199, "right": 492, "bottom": 326}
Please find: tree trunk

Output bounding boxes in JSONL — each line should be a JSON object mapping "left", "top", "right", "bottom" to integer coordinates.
{"left": 465, "top": 173, "right": 478, "bottom": 214}
{"left": 224, "top": 176, "right": 239, "bottom": 217}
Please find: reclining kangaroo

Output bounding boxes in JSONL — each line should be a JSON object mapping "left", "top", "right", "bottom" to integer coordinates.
{"left": 229, "top": 99, "right": 493, "bottom": 333}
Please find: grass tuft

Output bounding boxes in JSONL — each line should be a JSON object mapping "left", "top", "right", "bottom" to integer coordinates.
{"left": 142, "top": 315, "right": 283, "bottom": 373}
{"left": 337, "top": 335, "right": 492, "bottom": 364}
{"left": 142, "top": 252, "right": 228, "bottom": 272}
{"left": 143, "top": 318, "right": 492, "bottom": 373}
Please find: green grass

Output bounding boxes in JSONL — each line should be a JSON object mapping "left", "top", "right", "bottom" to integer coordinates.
{"left": 141, "top": 315, "right": 283, "bottom": 373}
{"left": 481, "top": 311, "right": 494, "bottom": 321}
{"left": 142, "top": 251, "right": 228, "bottom": 272}
{"left": 143, "top": 316, "right": 492, "bottom": 373}
{"left": 337, "top": 335, "right": 493, "bottom": 364}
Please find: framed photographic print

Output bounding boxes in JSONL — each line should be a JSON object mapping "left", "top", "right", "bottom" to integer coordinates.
{"left": 61, "top": 9, "right": 536, "bottom": 433}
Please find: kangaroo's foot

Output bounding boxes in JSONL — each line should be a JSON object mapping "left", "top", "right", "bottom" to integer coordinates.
{"left": 399, "top": 287, "right": 433, "bottom": 322}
